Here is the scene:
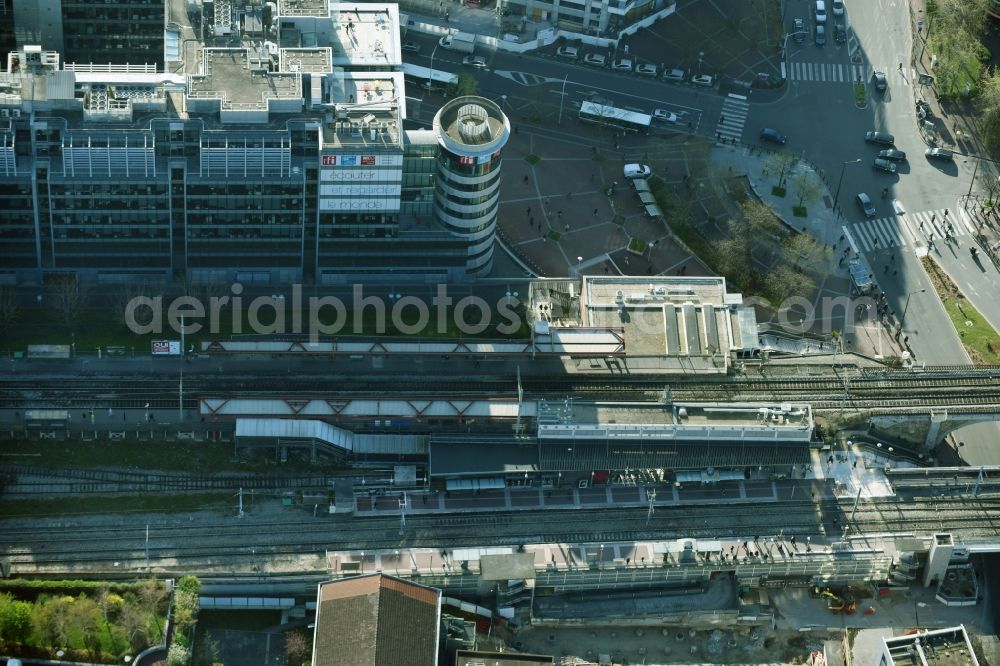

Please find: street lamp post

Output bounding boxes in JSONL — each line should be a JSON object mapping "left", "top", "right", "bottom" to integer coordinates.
{"left": 901, "top": 288, "right": 926, "bottom": 327}
{"left": 557, "top": 73, "right": 569, "bottom": 125}
{"left": 428, "top": 44, "right": 439, "bottom": 93}
{"left": 833, "top": 158, "right": 863, "bottom": 213}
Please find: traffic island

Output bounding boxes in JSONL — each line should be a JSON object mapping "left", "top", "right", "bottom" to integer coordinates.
{"left": 921, "top": 255, "right": 1000, "bottom": 364}
{"left": 854, "top": 82, "right": 867, "bottom": 108}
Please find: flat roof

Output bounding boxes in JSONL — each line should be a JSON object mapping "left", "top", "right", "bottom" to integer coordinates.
{"left": 430, "top": 438, "right": 539, "bottom": 477}
{"left": 882, "top": 626, "right": 978, "bottom": 666}
{"left": 189, "top": 49, "right": 301, "bottom": 110}
{"left": 538, "top": 401, "right": 812, "bottom": 429}
{"left": 537, "top": 439, "right": 811, "bottom": 471}
{"left": 279, "top": 48, "right": 333, "bottom": 73}
{"left": 456, "top": 652, "right": 554, "bottom": 666}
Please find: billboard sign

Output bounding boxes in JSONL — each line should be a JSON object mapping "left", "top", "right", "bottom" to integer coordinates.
{"left": 151, "top": 340, "right": 181, "bottom": 356}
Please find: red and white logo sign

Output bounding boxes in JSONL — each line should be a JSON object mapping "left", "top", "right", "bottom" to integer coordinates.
{"left": 361, "top": 155, "right": 376, "bottom": 166}
{"left": 322, "top": 155, "right": 336, "bottom": 166}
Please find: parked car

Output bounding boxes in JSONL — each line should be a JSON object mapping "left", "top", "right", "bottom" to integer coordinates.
{"left": 815, "top": 0, "right": 827, "bottom": 23}
{"left": 584, "top": 53, "right": 607, "bottom": 67}
{"left": 832, "top": 0, "right": 845, "bottom": 15}
{"left": 760, "top": 128, "right": 787, "bottom": 144}
{"left": 636, "top": 63, "right": 658, "bottom": 77}
{"left": 691, "top": 74, "right": 714, "bottom": 87}
{"left": 872, "top": 70, "right": 887, "bottom": 91}
{"left": 612, "top": 58, "right": 633, "bottom": 72}
{"left": 556, "top": 45, "right": 578, "bottom": 59}
{"left": 462, "top": 55, "right": 488, "bottom": 69}
{"left": 815, "top": 24, "right": 826, "bottom": 45}
{"left": 856, "top": 192, "right": 876, "bottom": 218}
{"left": 793, "top": 18, "right": 806, "bottom": 43}
{"left": 878, "top": 149, "right": 906, "bottom": 162}
{"left": 925, "top": 147, "right": 954, "bottom": 161}
{"left": 865, "top": 130, "right": 895, "bottom": 145}
{"left": 663, "top": 68, "right": 686, "bottom": 82}
{"left": 834, "top": 24, "right": 847, "bottom": 43}
{"left": 873, "top": 158, "right": 897, "bottom": 173}
{"left": 401, "top": 40, "right": 421, "bottom": 53}
{"left": 653, "top": 109, "right": 678, "bottom": 123}
{"left": 624, "top": 163, "right": 652, "bottom": 179}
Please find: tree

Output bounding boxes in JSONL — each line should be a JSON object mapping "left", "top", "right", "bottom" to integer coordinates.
{"left": 765, "top": 151, "right": 798, "bottom": 188}
{"left": 977, "top": 67, "right": 1000, "bottom": 157}
{"left": 0, "top": 592, "right": 32, "bottom": 644}
{"left": 112, "top": 282, "right": 155, "bottom": 330}
{"left": 32, "top": 595, "right": 73, "bottom": 649}
{"left": 740, "top": 199, "right": 782, "bottom": 238}
{"left": 764, "top": 263, "right": 815, "bottom": 306}
{"left": 783, "top": 232, "right": 826, "bottom": 269}
{"left": 167, "top": 642, "right": 191, "bottom": 666}
{"left": 792, "top": 171, "right": 822, "bottom": 208}
{"left": 454, "top": 73, "right": 478, "bottom": 97}
{"left": 46, "top": 276, "right": 88, "bottom": 332}
{"left": 0, "top": 286, "right": 20, "bottom": 336}
{"left": 285, "top": 630, "right": 311, "bottom": 665}
{"left": 67, "top": 594, "right": 102, "bottom": 658}
{"left": 119, "top": 600, "right": 151, "bottom": 652}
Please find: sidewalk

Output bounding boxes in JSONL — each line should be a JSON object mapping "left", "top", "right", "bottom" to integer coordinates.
{"left": 711, "top": 141, "right": 909, "bottom": 362}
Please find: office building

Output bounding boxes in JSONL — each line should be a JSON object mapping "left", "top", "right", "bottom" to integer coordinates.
{"left": 0, "top": 1, "right": 509, "bottom": 285}
{"left": 10, "top": 0, "right": 166, "bottom": 68}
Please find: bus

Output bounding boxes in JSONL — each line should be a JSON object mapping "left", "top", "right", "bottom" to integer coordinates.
{"left": 401, "top": 63, "right": 459, "bottom": 93}
{"left": 578, "top": 101, "right": 651, "bottom": 134}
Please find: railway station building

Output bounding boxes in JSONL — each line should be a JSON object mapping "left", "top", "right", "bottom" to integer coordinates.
{"left": 0, "top": 1, "right": 510, "bottom": 286}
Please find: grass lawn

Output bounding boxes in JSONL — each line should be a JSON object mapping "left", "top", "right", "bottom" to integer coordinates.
{"left": 922, "top": 256, "right": 1000, "bottom": 364}
{"left": 0, "top": 439, "right": 347, "bottom": 475}
{"left": 627, "top": 238, "right": 648, "bottom": 254}
{"left": 854, "top": 82, "right": 866, "bottom": 106}
{"left": 525, "top": 154, "right": 540, "bottom": 165}
{"left": 0, "top": 299, "right": 532, "bottom": 353}
{"left": 0, "top": 492, "right": 235, "bottom": 518}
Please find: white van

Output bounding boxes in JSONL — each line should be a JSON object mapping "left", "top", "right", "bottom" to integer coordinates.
{"left": 815, "top": 0, "right": 827, "bottom": 22}
{"left": 623, "top": 164, "right": 652, "bottom": 179}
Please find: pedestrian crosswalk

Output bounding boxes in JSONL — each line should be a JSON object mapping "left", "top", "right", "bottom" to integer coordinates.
{"left": 788, "top": 61, "right": 865, "bottom": 83}
{"left": 788, "top": 62, "right": 915, "bottom": 85}
{"left": 849, "top": 207, "right": 977, "bottom": 252}
{"left": 716, "top": 96, "right": 749, "bottom": 142}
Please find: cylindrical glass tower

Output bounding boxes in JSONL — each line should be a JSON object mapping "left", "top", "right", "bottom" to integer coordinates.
{"left": 432, "top": 96, "right": 510, "bottom": 276}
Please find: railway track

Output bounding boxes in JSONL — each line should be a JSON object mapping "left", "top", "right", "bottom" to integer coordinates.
{"left": 2, "top": 370, "right": 1000, "bottom": 410}
{"left": 2, "top": 497, "right": 998, "bottom": 573}
{"left": 0, "top": 464, "right": 399, "bottom": 495}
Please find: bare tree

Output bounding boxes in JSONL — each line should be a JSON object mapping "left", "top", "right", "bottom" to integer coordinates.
{"left": 285, "top": 630, "right": 311, "bottom": 665}
{"left": 0, "top": 286, "right": 20, "bottom": 336}
{"left": 765, "top": 151, "right": 799, "bottom": 189}
{"left": 46, "top": 276, "right": 88, "bottom": 332}
{"left": 792, "top": 171, "right": 823, "bottom": 208}
{"left": 112, "top": 282, "right": 155, "bottom": 329}
{"left": 740, "top": 199, "right": 782, "bottom": 237}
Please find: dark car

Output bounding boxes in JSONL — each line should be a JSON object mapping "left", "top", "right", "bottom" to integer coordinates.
{"left": 815, "top": 24, "right": 826, "bottom": 45}
{"left": 793, "top": 18, "right": 806, "bottom": 44}
{"left": 873, "top": 158, "right": 897, "bottom": 174}
{"left": 835, "top": 24, "right": 847, "bottom": 43}
{"left": 878, "top": 149, "right": 907, "bottom": 162}
{"left": 856, "top": 193, "right": 876, "bottom": 218}
{"left": 865, "top": 130, "right": 895, "bottom": 145}
{"left": 872, "top": 70, "right": 887, "bottom": 91}
{"left": 925, "top": 147, "right": 954, "bottom": 161}
{"left": 760, "top": 128, "right": 787, "bottom": 144}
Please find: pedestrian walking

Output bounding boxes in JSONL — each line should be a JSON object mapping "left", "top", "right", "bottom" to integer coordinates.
{"left": 890, "top": 255, "right": 895, "bottom": 263}
{"left": 523, "top": 175, "right": 529, "bottom": 184}
{"left": 593, "top": 208, "right": 599, "bottom": 216}
{"left": 526, "top": 206, "right": 531, "bottom": 215}
{"left": 884, "top": 265, "right": 889, "bottom": 274}
{"left": 945, "top": 208, "right": 950, "bottom": 218}
{"left": 839, "top": 234, "right": 844, "bottom": 242}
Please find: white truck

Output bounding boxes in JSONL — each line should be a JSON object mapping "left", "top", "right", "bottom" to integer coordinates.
{"left": 439, "top": 31, "right": 476, "bottom": 53}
